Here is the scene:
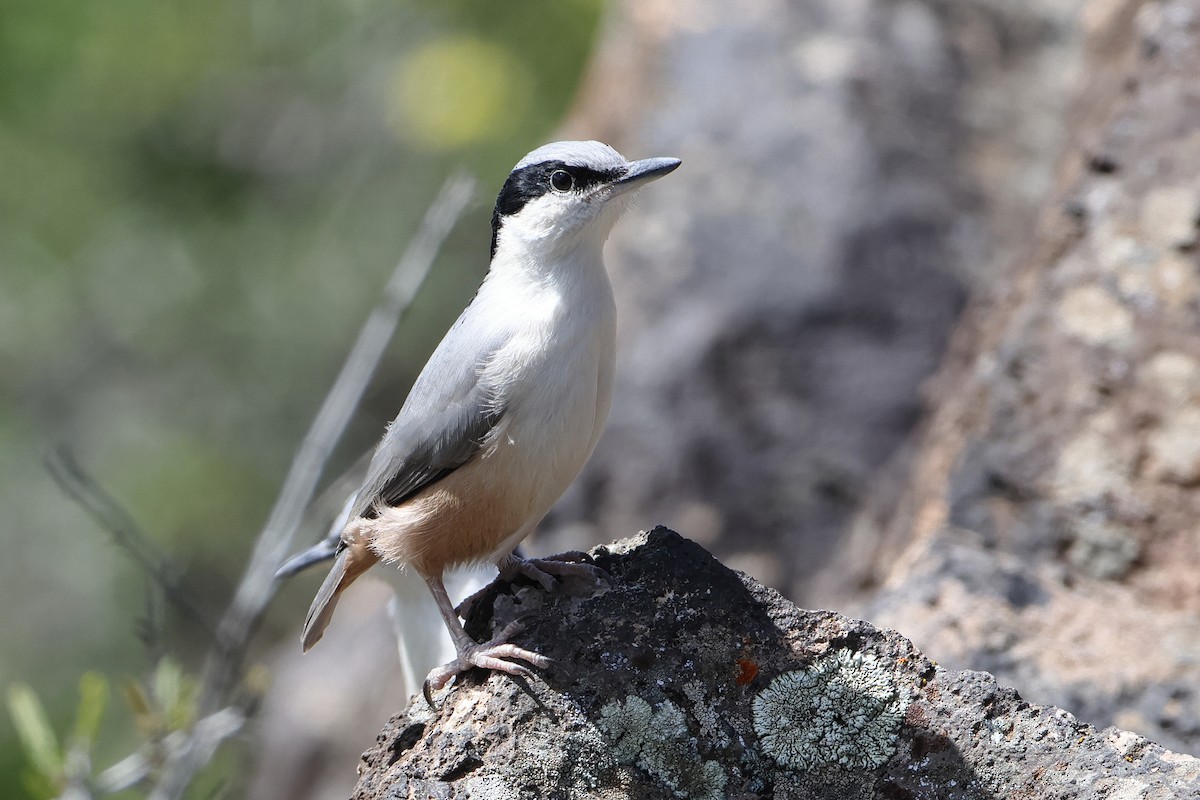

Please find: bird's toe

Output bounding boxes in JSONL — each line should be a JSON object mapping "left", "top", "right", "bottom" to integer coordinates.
{"left": 422, "top": 632, "right": 550, "bottom": 706}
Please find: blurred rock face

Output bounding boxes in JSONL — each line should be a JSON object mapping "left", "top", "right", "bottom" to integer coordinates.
{"left": 543, "top": 0, "right": 1084, "bottom": 605}
{"left": 851, "top": 0, "right": 1200, "bottom": 755}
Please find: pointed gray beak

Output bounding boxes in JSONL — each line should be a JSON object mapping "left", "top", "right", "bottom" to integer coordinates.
{"left": 618, "top": 157, "right": 682, "bottom": 187}
{"left": 601, "top": 156, "right": 681, "bottom": 200}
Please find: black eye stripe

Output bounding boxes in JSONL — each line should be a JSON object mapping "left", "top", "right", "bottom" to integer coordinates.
{"left": 490, "top": 160, "right": 624, "bottom": 257}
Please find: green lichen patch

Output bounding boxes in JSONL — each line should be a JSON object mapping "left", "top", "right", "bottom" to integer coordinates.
{"left": 597, "top": 696, "right": 727, "bottom": 800}
{"left": 753, "top": 649, "right": 910, "bottom": 771}
{"left": 599, "top": 695, "right": 655, "bottom": 764}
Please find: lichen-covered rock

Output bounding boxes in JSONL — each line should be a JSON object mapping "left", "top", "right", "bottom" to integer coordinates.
{"left": 353, "top": 530, "right": 1199, "bottom": 799}
{"left": 752, "top": 650, "right": 910, "bottom": 772}
{"left": 838, "top": 0, "right": 1200, "bottom": 757}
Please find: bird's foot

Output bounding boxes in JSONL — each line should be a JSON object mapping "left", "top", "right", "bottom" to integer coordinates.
{"left": 501, "top": 551, "right": 608, "bottom": 591}
{"left": 455, "top": 552, "right": 607, "bottom": 617}
{"left": 422, "top": 620, "right": 550, "bottom": 706}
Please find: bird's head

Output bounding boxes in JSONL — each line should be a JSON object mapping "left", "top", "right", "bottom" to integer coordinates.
{"left": 489, "top": 140, "right": 680, "bottom": 264}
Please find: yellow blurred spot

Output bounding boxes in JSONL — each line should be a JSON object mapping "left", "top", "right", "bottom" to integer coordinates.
{"left": 387, "top": 36, "right": 531, "bottom": 151}
{"left": 244, "top": 663, "right": 272, "bottom": 697}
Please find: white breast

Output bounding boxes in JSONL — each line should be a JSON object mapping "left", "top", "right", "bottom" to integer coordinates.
{"left": 476, "top": 251, "right": 617, "bottom": 552}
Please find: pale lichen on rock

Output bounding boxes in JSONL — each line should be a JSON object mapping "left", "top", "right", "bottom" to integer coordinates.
{"left": 1053, "top": 409, "right": 1132, "bottom": 503}
{"left": 752, "top": 648, "right": 910, "bottom": 771}
{"left": 1057, "top": 285, "right": 1134, "bottom": 348}
{"left": 1065, "top": 516, "right": 1140, "bottom": 580}
{"left": 1140, "top": 185, "right": 1200, "bottom": 250}
{"left": 598, "top": 695, "right": 654, "bottom": 764}
{"left": 597, "top": 695, "right": 727, "bottom": 800}
{"left": 1145, "top": 405, "right": 1200, "bottom": 485}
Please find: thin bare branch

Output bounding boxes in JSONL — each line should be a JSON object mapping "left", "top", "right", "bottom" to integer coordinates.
{"left": 95, "top": 750, "right": 151, "bottom": 794}
{"left": 146, "top": 708, "right": 245, "bottom": 800}
{"left": 44, "top": 447, "right": 216, "bottom": 639}
{"left": 148, "top": 171, "right": 476, "bottom": 800}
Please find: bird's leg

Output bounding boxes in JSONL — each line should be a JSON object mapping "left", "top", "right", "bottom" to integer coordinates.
{"left": 422, "top": 572, "right": 550, "bottom": 705}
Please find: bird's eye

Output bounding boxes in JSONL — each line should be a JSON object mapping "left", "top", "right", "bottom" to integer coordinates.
{"left": 550, "top": 169, "right": 574, "bottom": 192}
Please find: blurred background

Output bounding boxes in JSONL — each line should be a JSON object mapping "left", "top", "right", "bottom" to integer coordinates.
{"left": 6, "top": 0, "right": 1200, "bottom": 797}
{"left": 0, "top": 0, "right": 603, "bottom": 794}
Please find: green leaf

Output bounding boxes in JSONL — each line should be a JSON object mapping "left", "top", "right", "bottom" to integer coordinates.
{"left": 169, "top": 674, "right": 199, "bottom": 732}
{"left": 121, "top": 679, "right": 158, "bottom": 736}
{"left": 6, "top": 683, "right": 63, "bottom": 778}
{"left": 153, "top": 657, "right": 181, "bottom": 712}
{"left": 72, "top": 671, "right": 109, "bottom": 745}
{"left": 20, "top": 767, "right": 58, "bottom": 800}
{"left": 121, "top": 679, "right": 150, "bottom": 716}
{"left": 152, "top": 657, "right": 198, "bottom": 731}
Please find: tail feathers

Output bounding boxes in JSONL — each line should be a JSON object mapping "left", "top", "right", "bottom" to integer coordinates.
{"left": 301, "top": 539, "right": 378, "bottom": 652}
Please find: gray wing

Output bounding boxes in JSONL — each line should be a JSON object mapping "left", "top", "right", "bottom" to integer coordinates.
{"left": 349, "top": 311, "right": 508, "bottom": 520}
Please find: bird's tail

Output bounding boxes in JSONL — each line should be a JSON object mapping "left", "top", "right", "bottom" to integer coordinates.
{"left": 301, "top": 535, "right": 379, "bottom": 652}
{"left": 275, "top": 493, "right": 359, "bottom": 580}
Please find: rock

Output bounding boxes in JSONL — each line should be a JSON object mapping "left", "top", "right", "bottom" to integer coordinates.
{"left": 1140, "top": 351, "right": 1200, "bottom": 405}
{"left": 1152, "top": 254, "right": 1200, "bottom": 311}
{"left": 352, "top": 530, "right": 1199, "bottom": 799}
{"left": 1146, "top": 406, "right": 1200, "bottom": 485}
{"left": 1051, "top": 409, "right": 1132, "bottom": 504}
{"left": 1056, "top": 285, "right": 1135, "bottom": 348}
{"left": 1064, "top": 517, "right": 1140, "bottom": 580}
{"left": 839, "top": 0, "right": 1200, "bottom": 756}
{"left": 1140, "top": 186, "right": 1200, "bottom": 251}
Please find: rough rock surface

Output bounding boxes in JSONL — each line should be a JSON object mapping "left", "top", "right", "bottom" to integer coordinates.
{"left": 836, "top": 0, "right": 1200, "bottom": 756}
{"left": 352, "top": 529, "right": 1199, "bottom": 798}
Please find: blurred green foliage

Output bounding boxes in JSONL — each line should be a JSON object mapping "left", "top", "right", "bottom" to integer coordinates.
{"left": 0, "top": 0, "right": 603, "bottom": 794}
{"left": 7, "top": 683, "right": 63, "bottom": 798}
{"left": 8, "top": 672, "right": 109, "bottom": 798}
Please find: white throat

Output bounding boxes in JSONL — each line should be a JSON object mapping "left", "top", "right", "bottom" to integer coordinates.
{"left": 493, "top": 196, "right": 626, "bottom": 284}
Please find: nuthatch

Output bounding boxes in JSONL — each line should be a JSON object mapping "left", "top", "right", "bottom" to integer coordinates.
{"left": 292, "top": 141, "right": 680, "bottom": 698}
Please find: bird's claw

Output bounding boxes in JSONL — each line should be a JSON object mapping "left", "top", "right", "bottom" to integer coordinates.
{"left": 422, "top": 623, "right": 551, "bottom": 708}
{"left": 455, "top": 553, "right": 608, "bottom": 618}
{"left": 501, "top": 551, "right": 609, "bottom": 591}
{"left": 525, "top": 554, "right": 608, "bottom": 584}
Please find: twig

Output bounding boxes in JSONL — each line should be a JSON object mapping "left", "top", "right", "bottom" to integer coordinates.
{"left": 44, "top": 447, "right": 216, "bottom": 639}
{"left": 148, "top": 171, "right": 476, "bottom": 800}
{"left": 153, "top": 708, "right": 245, "bottom": 795}
{"left": 136, "top": 580, "right": 168, "bottom": 666}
